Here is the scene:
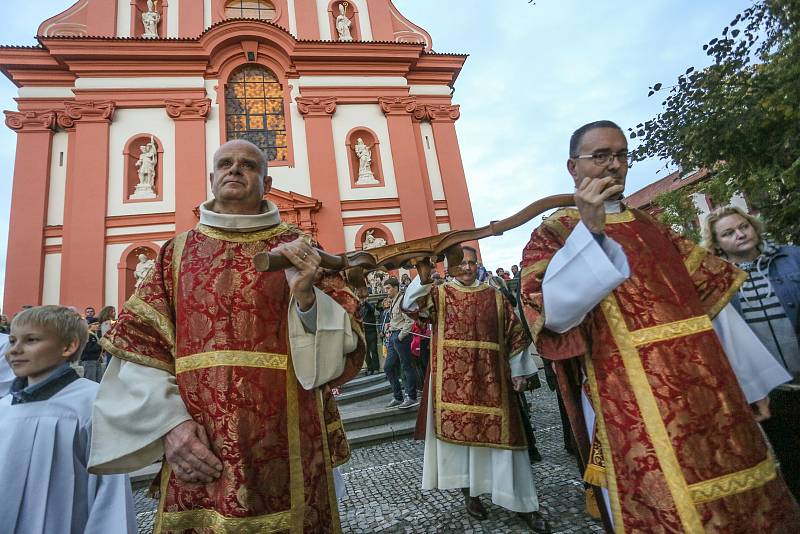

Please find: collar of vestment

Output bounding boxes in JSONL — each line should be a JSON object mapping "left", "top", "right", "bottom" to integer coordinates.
{"left": 10, "top": 362, "right": 80, "bottom": 405}
{"left": 555, "top": 198, "right": 634, "bottom": 224}
{"left": 197, "top": 199, "right": 295, "bottom": 243}
{"left": 447, "top": 279, "right": 488, "bottom": 293}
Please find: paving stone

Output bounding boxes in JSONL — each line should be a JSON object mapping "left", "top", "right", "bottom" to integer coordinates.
{"left": 134, "top": 384, "right": 602, "bottom": 532}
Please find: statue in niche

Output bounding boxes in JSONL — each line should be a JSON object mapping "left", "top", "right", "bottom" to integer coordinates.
{"left": 134, "top": 253, "right": 156, "bottom": 288}
{"left": 142, "top": 0, "right": 161, "bottom": 38}
{"left": 335, "top": 3, "right": 353, "bottom": 41}
{"left": 354, "top": 137, "right": 379, "bottom": 185}
{"left": 131, "top": 136, "right": 158, "bottom": 199}
{"left": 362, "top": 230, "right": 387, "bottom": 250}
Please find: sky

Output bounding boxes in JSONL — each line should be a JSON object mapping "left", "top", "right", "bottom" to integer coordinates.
{"left": 0, "top": 0, "right": 753, "bottom": 304}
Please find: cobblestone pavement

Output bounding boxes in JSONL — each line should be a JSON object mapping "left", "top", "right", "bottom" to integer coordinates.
{"left": 134, "top": 386, "right": 603, "bottom": 533}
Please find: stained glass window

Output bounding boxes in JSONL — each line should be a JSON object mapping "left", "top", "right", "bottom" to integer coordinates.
{"left": 225, "top": 65, "right": 287, "bottom": 162}
{"left": 224, "top": 0, "right": 276, "bottom": 21}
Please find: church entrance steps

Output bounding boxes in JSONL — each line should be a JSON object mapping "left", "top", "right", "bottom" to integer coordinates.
{"left": 335, "top": 372, "right": 386, "bottom": 394}
{"left": 335, "top": 370, "right": 421, "bottom": 448}
{"left": 334, "top": 374, "right": 392, "bottom": 405}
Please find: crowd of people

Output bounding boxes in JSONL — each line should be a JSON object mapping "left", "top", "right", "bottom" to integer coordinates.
{"left": 2, "top": 123, "right": 799, "bottom": 533}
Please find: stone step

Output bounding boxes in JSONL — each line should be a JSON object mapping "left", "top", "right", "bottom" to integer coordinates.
{"left": 335, "top": 371, "right": 386, "bottom": 393}
{"left": 344, "top": 417, "right": 417, "bottom": 448}
{"left": 340, "top": 392, "right": 419, "bottom": 431}
{"left": 334, "top": 379, "right": 392, "bottom": 405}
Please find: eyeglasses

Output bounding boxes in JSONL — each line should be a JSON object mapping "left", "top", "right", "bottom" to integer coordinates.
{"left": 459, "top": 260, "right": 477, "bottom": 268}
{"left": 572, "top": 150, "right": 631, "bottom": 166}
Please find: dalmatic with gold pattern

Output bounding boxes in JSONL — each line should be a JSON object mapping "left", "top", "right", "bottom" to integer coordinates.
{"left": 101, "top": 223, "right": 364, "bottom": 534}
{"left": 416, "top": 282, "right": 530, "bottom": 450}
{"left": 520, "top": 208, "right": 800, "bottom": 533}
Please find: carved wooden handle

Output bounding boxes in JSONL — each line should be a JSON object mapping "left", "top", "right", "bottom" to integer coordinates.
{"left": 252, "top": 193, "right": 575, "bottom": 276}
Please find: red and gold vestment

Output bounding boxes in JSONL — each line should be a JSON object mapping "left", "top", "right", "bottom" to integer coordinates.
{"left": 520, "top": 208, "right": 800, "bottom": 533}
{"left": 415, "top": 282, "right": 530, "bottom": 449}
{"left": 102, "top": 223, "right": 364, "bottom": 534}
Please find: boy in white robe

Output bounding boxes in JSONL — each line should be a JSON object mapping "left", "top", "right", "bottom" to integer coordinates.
{"left": 0, "top": 306, "right": 136, "bottom": 534}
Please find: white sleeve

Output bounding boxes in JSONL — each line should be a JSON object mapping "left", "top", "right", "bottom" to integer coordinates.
{"left": 542, "top": 221, "right": 630, "bottom": 333}
{"left": 509, "top": 345, "right": 538, "bottom": 378}
{"left": 712, "top": 303, "right": 792, "bottom": 403}
{"left": 402, "top": 276, "right": 434, "bottom": 311}
{"left": 89, "top": 358, "right": 192, "bottom": 474}
{"left": 289, "top": 287, "right": 358, "bottom": 390}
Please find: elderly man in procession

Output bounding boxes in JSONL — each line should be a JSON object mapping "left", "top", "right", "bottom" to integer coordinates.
{"left": 403, "top": 247, "right": 550, "bottom": 533}
{"left": 89, "top": 139, "right": 365, "bottom": 533}
{"left": 519, "top": 120, "right": 799, "bottom": 532}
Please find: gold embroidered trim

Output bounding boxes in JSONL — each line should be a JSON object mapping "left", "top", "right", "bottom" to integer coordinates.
{"left": 709, "top": 270, "right": 747, "bottom": 319}
{"left": 124, "top": 295, "right": 176, "bottom": 350}
{"left": 628, "top": 315, "right": 713, "bottom": 347}
{"left": 100, "top": 338, "right": 175, "bottom": 374}
{"left": 496, "top": 290, "right": 510, "bottom": 445}
{"left": 442, "top": 339, "right": 501, "bottom": 351}
{"left": 688, "top": 457, "right": 777, "bottom": 504}
{"left": 542, "top": 216, "right": 571, "bottom": 240}
{"left": 559, "top": 207, "right": 636, "bottom": 224}
{"left": 600, "top": 295, "right": 705, "bottom": 532}
{"left": 196, "top": 222, "right": 295, "bottom": 243}
{"left": 175, "top": 351, "right": 288, "bottom": 374}
{"left": 285, "top": 352, "right": 304, "bottom": 533}
{"left": 153, "top": 463, "right": 171, "bottom": 533}
{"left": 171, "top": 231, "right": 188, "bottom": 306}
{"left": 584, "top": 463, "right": 607, "bottom": 487}
{"left": 444, "top": 281, "right": 492, "bottom": 294}
{"left": 159, "top": 508, "right": 292, "bottom": 534}
{"left": 440, "top": 401, "right": 503, "bottom": 416}
{"left": 435, "top": 285, "right": 446, "bottom": 438}
{"left": 317, "top": 391, "right": 343, "bottom": 528}
{"left": 684, "top": 246, "right": 707, "bottom": 276}
{"left": 520, "top": 259, "right": 550, "bottom": 279}
{"left": 585, "top": 354, "right": 625, "bottom": 532}
{"left": 326, "top": 419, "right": 343, "bottom": 434}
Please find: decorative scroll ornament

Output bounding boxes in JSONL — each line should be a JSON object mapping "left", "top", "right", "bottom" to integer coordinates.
{"left": 378, "top": 97, "right": 418, "bottom": 116}
{"left": 424, "top": 104, "right": 461, "bottom": 122}
{"left": 165, "top": 98, "right": 211, "bottom": 120}
{"left": 296, "top": 96, "right": 337, "bottom": 117}
{"left": 57, "top": 101, "right": 116, "bottom": 129}
{"left": 4, "top": 110, "right": 57, "bottom": 132}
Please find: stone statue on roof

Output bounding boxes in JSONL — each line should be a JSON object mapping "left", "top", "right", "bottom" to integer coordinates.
{"left": 335, "top": 4, "right": 353, "bottom": 41}
{"left": 142, "top": 0, "right": 161, "bottom": 38}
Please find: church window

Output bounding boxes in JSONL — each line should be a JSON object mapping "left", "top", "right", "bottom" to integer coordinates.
{"left": 224, "top": 0, "right": 277, "bottom": 21}
{"left": 225, "top": 65, "right": 287, "bottom": 162}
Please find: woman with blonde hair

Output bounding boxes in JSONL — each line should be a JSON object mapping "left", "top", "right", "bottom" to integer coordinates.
{"left": 703, "top": 204, "right": 800, "bottom": 498}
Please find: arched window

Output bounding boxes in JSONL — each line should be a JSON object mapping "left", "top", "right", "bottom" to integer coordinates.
{"left": 225, "top": 65, "right": 287, "bottom": 162}
{"left": 224, "top": 0, "right": 276, "bottom": 20}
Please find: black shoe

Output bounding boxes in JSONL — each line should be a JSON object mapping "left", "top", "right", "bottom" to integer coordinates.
{"left": 518, "top": 511, "right": 550, "bottom": 533}
{"left": 461, "top": 489, "right": 487, "bottom": 520}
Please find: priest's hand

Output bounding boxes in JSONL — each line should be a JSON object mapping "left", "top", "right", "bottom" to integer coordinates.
{"left": 512, "top": 376, "right": 528, "bottom": 392}
{"left": 164, "top": 420, "right": 223, "bottom": 485}
{"left": 752, "top": 397, "right": 771, "bottom": 422}
{"left": 275, "top": 239, "right": 321, "bottom": 311}
{"left": 575, "top": 176, "right": 624, "bottom": 234}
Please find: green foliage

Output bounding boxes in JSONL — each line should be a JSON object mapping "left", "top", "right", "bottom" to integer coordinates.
{"left": 654, "top": 189, "right": 701, "bottom": 242}
{"left": 633, "top": 0, "right": 800, "bottom": 243}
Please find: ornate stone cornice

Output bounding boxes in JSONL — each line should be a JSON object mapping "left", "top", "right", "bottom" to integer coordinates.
{"left": 4, "top": 110, "right": 57, "bottom": 132}
{"left": 165, "top": 98, "right": 212, "bottom": 120}
{"left": 423, "top": 104, "right": 461, "bottom": 122}
{"left": 57, "top": 101, "right": 116, "bottom": 129}
{"left": 295, "top": 97, "right": 337, "bottom": 117}
{"left": 378, "top": 97, "right": 418, "bottom": 116}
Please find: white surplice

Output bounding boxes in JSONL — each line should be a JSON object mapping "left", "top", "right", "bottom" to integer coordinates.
{"left": 403, "top": 277, "right": 541, "bottom": 513}
{"left": 88, "top": 201, "right": 355, "bottom": 501}
{"left": 0, "top": 378, "right": 136, "bottom": 534}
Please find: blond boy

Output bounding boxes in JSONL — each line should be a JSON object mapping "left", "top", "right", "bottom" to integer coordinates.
{"left": 0, "top": 306, "right": 136, "bottom": 534}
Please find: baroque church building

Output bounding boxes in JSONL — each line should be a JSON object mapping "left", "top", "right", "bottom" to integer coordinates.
{"left": 1, "top": 0, "right": 476, "bottom": 314}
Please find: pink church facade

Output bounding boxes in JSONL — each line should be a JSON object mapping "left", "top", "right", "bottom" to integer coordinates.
{"left": 1, "top": 0, "right": 476, "bottom": 314}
